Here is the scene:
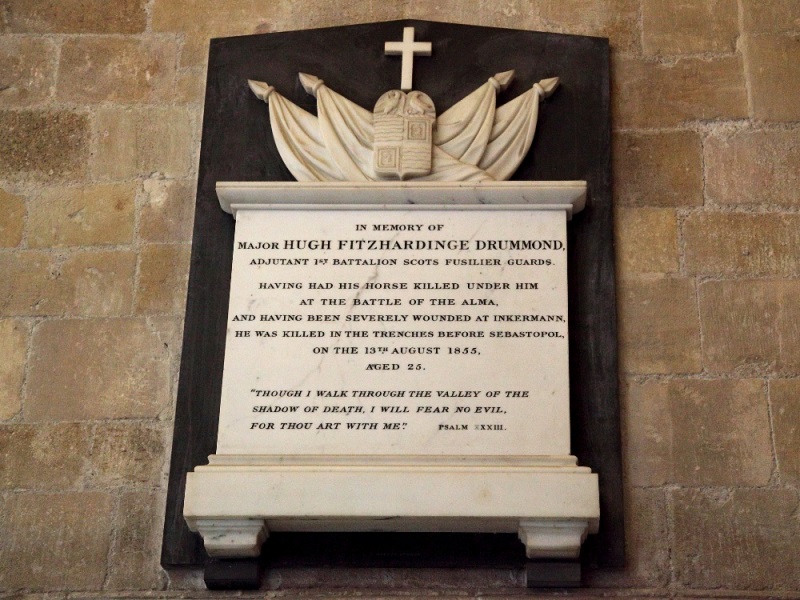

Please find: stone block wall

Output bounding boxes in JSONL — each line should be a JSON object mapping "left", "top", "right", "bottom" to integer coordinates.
{"left": 1, "top": 0, "right": 798, "bottom": 597}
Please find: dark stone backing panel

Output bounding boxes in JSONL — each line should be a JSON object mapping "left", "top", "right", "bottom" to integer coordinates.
{"left": 162, "top": 19, "right": 622, "bottom": 571}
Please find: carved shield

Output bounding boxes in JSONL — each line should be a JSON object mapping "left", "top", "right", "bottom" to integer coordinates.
{"left": 373, "top": 90, "right": 436, "bottom": 180}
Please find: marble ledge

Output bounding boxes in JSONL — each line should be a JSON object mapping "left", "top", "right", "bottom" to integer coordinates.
{"left": 184, "top": 467, "right": 599, "bottom": 558}
{"left": 216, "top": 181, "right": 587, "bottom": 219}
{"left": 204, "top": 454, "right": 587, "bottom": 468}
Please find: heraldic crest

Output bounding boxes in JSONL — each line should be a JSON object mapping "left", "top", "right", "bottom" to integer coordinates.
{"left": 247, "top": 27, "right": 559, "bottom": 183}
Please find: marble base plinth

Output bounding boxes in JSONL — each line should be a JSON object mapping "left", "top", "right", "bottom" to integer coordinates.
{"left": 184, "top": 456, "right": 599, "bottom": 559}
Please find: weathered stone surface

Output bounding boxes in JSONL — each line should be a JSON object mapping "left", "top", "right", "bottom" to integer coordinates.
{"left": 700, "top": 279, "right": 800, "bottom": 374}
{"left": 148, "top": 315, "right": 184, "bottom": 360}
{"left": 140, "top": 179, "right": 195, "bottom": 243}
{"left": 403, "top": 0, "right": 468, "bottom": 25}
{"left": 587, "top": 486, "right": 669, "bottom": 588}
{"left": 89, "top": 423, "right": 165, "bottom": 486}
{"left": 0, "top": 110, "right": 88, "bottom": 181}
{"left": 0, "top": 37, "right": 55, "bottom": 106}
{"left": 613, "top": 56, "right": 747, "bottom": 128}
{"left": 742, "top": 0, "right": 800, "bottom": 33}
{"left": 148, "top": 315, "right": 185, "bottom": 401}
{"left": 106, "top": 491, "right": 166, "bottom": 589}
{"left": 625, "top": 379, "right": 772, "bottom": 486}
{"left": 706, "top": 129, "right": 800, "bottom": 206}
{"left": 0, "top": 252, "right": 59, "bottom": 315}
{"left": 672, "top": 488, "right": 800, "bottom": 590}
{"left": 60, "top": 251, "right": 136, "bottom": 316}
{"left": 152, "top": 0, "right": 294, "bottom": 66}
{"left": 92, "top": 107, "right": 196, "bottom": 180}
{"left": 618, "top": 277, "right": 702, "bottom": 374}
{"left": 615, "top": 208, "right": 678, "bottom": 278}
{"left": 0, "top": 423, "right": 90, "bottom": 489}
{"left": 137, "top": 108, "right": 197, "bottom": 177}
{"left": 744, "top": 34, "right": 800, "bottom": 121}
{"left": 0, "top": 491, "right": 113, "bottom": 590}
{"left": 0, "top": 251, "right": 135, "bottom": 316}
{"left": 0, "top": 188, "right": 24, "bottom": 247}
{"left": 623, "top": 487, "right": 669, "bottom": 587}
{"left": 537, "top": 0, "right": 640, "bottom": 54}
{"left": 642, "top": 0, "right": 738, "bottom": 56}
{"left": 300, "top": 1, "right": 381, "bottom": 31}
{"left": 0, "top": 0, "right": 146, "bottom": 33}
{"left": 0, "top": 319, "right": 27, "bottom": 420}
{"left": 685, "top": 213, "right": 800, "bottom": 277}
{"left": 58, "top": 37, "right": 177, "bottom": 104}
{"left": 26, "top": 318, "right": 170, "bottom": 420}
{"left": 28, "top": 183, "right": 136, "bottom": 247}
{"left": 135, "top": 244, "right": 191, "bottom": 314}
{"left": 770, "top": 379, "right": 800, "bottom": 485}
{"left": 91, "top": 108, "right": 137, "bottom": 180}
{"left": 262, "top": 565, "right": 526, "bottom": 590}
{"left": 174, "top": 68, "right": 207, "bottom": 104}
{"left": 613, "top": 131, "right": 703, "bottom": 207}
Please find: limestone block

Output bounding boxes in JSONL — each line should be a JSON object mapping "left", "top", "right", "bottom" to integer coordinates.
{"left": 137, "top": 108, "right": 197, "bottom": 178}
{"left": 618, "top": 276, "right": 702, "bottom": 374}
{"left": 586, "top": 487, "right": 669, "bottom": 587}
{"left": 642, "top": 0, "right": 738, "bottom": 55}
{"left": 685, "top": 213, "right": 800, "bottom": 277}
{"left": 0, "top": 0, "right": 146, "bottom": 33}
{"left": 0, "top": 319, "right": 27, "bottom": 420}
{"left": 175, "top": 68, "right": 208, "bottom": 104}
{"left": 0, "top": 37, "right": 55, "bottom": 107}
{"left": 0, "top": 251, "right": 61, "bottom": 315}
{"left": 672, "top": 488, "right": 800, "bottom": 590}
{"left": 700, "top": 279, "right": 800, "bottom": 374}
{"left": 152, "top": 0, "right": 295, "bottom": 67}
{"left": 615, "top": 208, "right": 678, "bottom": 278}
{"left": 0, "top": 110, "right": 88, "bottom": 181}
{"left": 28, "top": 183, "right": 136, "bottom": 248}
{"left": 147, "top": 315, "right": 185, "bottom": 361}
{"left": 92, "top": 108, "right": 137, "bottom": 180}
{"left": 0, "top": 188, "right": 24, "bottom": 248}
{"left": 623, "top": 487, "right": 669, "bottom": 587}
{"left": 26, "top": 318, "right": 170, "bottom": 420}
{"left": 742, "top": 0, "right": 800, "bottom": 33}
{"left": 89, "top": 423, "right": 166, "bottom": 486}
{"left": 105, "top": 490, "right": 166, "bottom": 590}
{"left": 403, "top": 0, "right": 467, "bottom": 25}
{"left": 0, "top": 250, "right": 135, "bottom": 317}
{"left": 613, "top": 56, "right": 747, "bottom": 128}
{"left": 770, "top": 379, "right": 800, "bottom": 485}
{"left": 0, "top": 491, "right": 113, "bottom": 591}
{"left": 92, "top": 107, "right": 196, "bottom": 180}
{"left": 0, "top": 423, "right": 90, "bottom": 489}
{"left": 625, "top": 379, "right": 772, "bottom": 486}
{"left": 537, "top": 0, "right": 640, "bottom": 54}
{"left": 62, "top": 251, "right": 136, "bottom": 316}
{"left": 140, "top": 179, "right": 195, "bottom": 243}
{"left": 135, "top": 244, "right": 191, "bottom": 315}
{"left": 613, "top": 131, "right": 703, "bottom": 207}
{"left": 744, "top": 34, "right": 800, "bottom": 121}
{"left": 300, "top": 1, "right": 379, "bottom": 31}
{"left": 706, "top": 129, "right": 800, "bottom": 206}
{"left": 58, "top": 37, "right": 177, "bottom": 104}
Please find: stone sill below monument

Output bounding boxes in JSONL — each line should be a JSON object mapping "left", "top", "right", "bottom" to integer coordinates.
{"left": 184, "top": 456, "right": 599, "bottom": 557}
{"left": 183, "top": 180, "right": 597, "bottom": 561}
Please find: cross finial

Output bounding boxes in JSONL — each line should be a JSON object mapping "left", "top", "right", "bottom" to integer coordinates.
{"left": 384, "top": 27, "right": 432, "bottom": 91}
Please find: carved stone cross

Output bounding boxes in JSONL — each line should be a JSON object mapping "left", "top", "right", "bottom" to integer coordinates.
{"left": 384, "top": 27, "right": 432, "bottom": 91}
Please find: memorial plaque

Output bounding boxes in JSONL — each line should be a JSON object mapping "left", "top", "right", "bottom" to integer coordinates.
{"left": 185, "top": 183, "right": 597, "bottom": 562}
{"left": 163, "top": 20, "right": 622, "bottom": 582}
{"left": 220, "top": 206, "right": 570, "bottom": 457}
